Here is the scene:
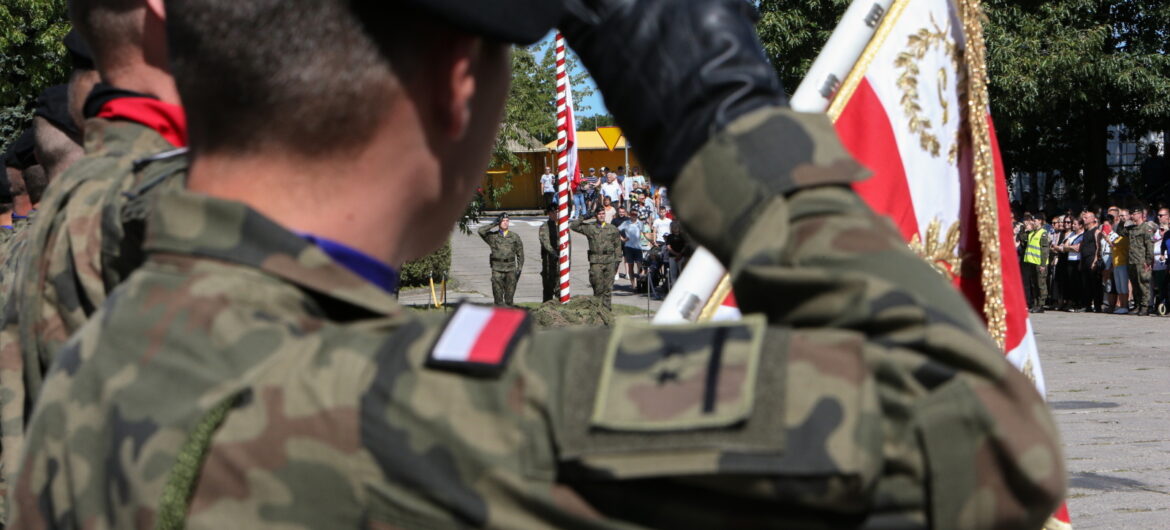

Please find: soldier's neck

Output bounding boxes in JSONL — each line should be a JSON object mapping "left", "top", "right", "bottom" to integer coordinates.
{"left": 187, "top": 124, "right": 429, "bottom": 268}
{"left": 0, "top": 211, "right": 11, "bottom": 227}
{"left": 13, "top": 195, "right": 32, "bottom": 217}
{"left": 102, "top": 62, "right": 181, "bottom": 105}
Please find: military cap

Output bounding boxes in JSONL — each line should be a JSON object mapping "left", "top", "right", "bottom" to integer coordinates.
{"left": 34, "top": 84, "right": 82, "bottom": 139}
{"left": 64, "top": 29, "right": 95, "bottom": 70}
{"left": 3, "top": 128, "right": 37, "bottom": 170}
{"left": 496, "top": 212, "right": 510, "bottom": 224}
{"left": 394, "top": 0, "right": 562, "bottom": 45}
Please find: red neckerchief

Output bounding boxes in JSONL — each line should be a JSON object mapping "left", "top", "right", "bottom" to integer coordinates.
{"left": 96, "top": 97, "right": 188, "bottom": 148}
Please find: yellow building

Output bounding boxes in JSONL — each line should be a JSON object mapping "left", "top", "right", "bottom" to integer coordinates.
{"left": 484, "top": 130, "right": 643, "bottom": 210}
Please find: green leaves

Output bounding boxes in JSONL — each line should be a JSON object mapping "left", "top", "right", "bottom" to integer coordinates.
{"left": 0, "top": 0, "right": 70, "bottom": 148}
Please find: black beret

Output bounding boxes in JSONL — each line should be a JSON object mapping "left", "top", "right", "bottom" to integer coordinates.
{"left": 3, "top": 129, "right": 37, "bottom": 170}
{"left": 34, "top": 84, "right": 82, "bottom": 139}
{"left": 64, "top": 29, "right": 95, "bottom": 70}
{"left": 396, "top": 0, "right": 562, "bottom": 45}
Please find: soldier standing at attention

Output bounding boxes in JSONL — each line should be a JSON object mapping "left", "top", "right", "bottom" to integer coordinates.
{"left": 571, "top": 208, "right": 622, "bottom": 308}
{"left": 538, "top": 204, "right": 561, "bottom": 302}
{"left": 1126, "top": 207, "right": 1155, "bottom": 316}
{"left": 12, "top": 0, "right": 1064, "bottom": 528}
{"left": 479, "top": 212, "right": 524, "bottom": 306}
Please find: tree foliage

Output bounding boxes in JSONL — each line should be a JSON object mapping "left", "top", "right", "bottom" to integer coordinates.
{"left": 463, "top": 43, "right": 594, "bottom": 233}
{"left": 756, "top": 1, "right": 1170, "bottom": 207}
{"left": 0, "top": 0, "right": 70, "bottom": 149}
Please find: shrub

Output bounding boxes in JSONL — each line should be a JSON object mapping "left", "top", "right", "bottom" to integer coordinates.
{"left": 399, "top": 241, "right": 451, "bottom": 288}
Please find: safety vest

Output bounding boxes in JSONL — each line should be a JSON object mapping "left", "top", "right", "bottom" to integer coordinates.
{"left": 1024, "top": 230, "right": 1045, "bottom": 265}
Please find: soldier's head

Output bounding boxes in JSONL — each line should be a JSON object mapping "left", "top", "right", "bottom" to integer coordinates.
{"left": 23, "top": 164, "right": 48, "bottom": 206}
{"left": 167, "top": 0, "right": 557, "bottom": 264}
{"left": 64, "top": 30, "right": 99, "bottom": 132}
{"left": 595, "top": 208, "right": 606, "bottom": 222}
{"left": 69, "top": 0, "right": 173, "bottom": 89}
{"left": 1131, "top": 208, "right": 1145, "bottom": 224}
{"left": 546, "top": 205, "right": 556, "bottom": 223}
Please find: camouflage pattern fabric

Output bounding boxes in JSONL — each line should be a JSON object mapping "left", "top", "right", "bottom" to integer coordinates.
{"left": 538, "top": 219, "right": 559, "bottom": 302}
{"left": 571, "top": 219, "right": 622, "bottom": 309}
{"left": 0, "top": 118, "right": 179, "bottom": 523}
{"left": 490, "top": 270, "right": 519, "bottom": 306}
{"left": 479, "top": 223, "right": 523, "bottom": 305}
{"left": 0, "top": 228, "right": 14, "bottom": 255}
{"left": 1127, "top": 222, "right": 1155, "bottom": 309}
{"left": 588, "top": 262, "right": 618, "bottom": 310}
{"left": 12, "top": 107, "right": 1064, "bottom": 529}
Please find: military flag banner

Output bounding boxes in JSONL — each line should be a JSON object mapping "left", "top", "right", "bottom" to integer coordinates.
{"left": 658, "top": 1, "right": 1071, "bottom": 526}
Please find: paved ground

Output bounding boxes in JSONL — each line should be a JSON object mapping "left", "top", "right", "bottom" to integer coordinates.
{"left": 403, "top": 224, "right": 1170, "bottom": 527}
{"left": 1032, "top": 311, "right": 1170, "bottom": 528}
{"left": 399, "top": 216, "right": 665, "bottom": 317}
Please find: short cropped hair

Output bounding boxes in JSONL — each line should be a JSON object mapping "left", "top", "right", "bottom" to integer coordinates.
{"left": 33, "top": 116, "right": 84, "bottom": 182}
{"left": 69, "top": 0, "right": 144, "bottom": 66}
{"left": 166, "top": 0, "right": 429, "bottom": 157}
{"left": 23, "top": 165, "right": 47, "bottom": 204}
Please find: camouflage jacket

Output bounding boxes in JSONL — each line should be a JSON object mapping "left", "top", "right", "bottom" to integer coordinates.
{"left": 1126, "top": 221, "right": 1155, "bottom": 266}
{"left": 0, "top": 118, "right": 183, "bottom": 523}
{"left": 570, "top": 219, "right": 622, "bottom": 264}
{"left": 12, "top": 108, "right": 1064, "bottom": 529}
{"left": 538, "top": 219, "right": 558, "bottom": 259}
{"left": 478, "top": 224, "right": 524, "bottom": 272}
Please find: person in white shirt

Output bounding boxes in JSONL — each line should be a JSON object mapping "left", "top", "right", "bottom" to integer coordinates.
{"left": 652, "top": 206, "right": 672, "bottom": 244}
{"left": 539, "top": 166, "right": 556, "bottom": 209}
{"left": 601, "top": 172, "right": 623, "bottom": 206}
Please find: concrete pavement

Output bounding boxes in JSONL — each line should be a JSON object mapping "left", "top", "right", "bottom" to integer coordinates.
{"left": 1032, "top": 311, "right": 1170, "bottom": 528}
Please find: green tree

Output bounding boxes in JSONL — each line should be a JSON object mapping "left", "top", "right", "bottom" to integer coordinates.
{"left": 0, "top": 0, "right": 71, "bottom": 149}
{"left": 578, "top": 114, "right": 615, "bottom": 131}
{"left": 756, "top": 0, "right": 851, "bottom": 93}
{"left": 465, "top": 43, "right": 593, "bottom": 233}
{"left": 984, "top": 0, "right": 1170, "bottom": 205}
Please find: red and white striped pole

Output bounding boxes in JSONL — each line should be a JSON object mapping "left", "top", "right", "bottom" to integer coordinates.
{"left": 554, "top": 33, "right": 572, "bottom": 304}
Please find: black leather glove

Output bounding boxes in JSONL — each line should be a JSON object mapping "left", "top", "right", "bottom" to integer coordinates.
{"left": 560, "top": 0, "right": 786, "bottom": 185}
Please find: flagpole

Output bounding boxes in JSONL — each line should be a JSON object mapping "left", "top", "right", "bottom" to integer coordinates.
{"left": 655, "top": 0, "right": 894, "bottom": 324}
{"left": 555, "top": 33, "right": 573, "bottom": 304}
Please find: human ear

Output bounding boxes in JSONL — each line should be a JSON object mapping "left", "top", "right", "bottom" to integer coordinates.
{"left": 437, "top": 36, "right": 481, "bottom": 140}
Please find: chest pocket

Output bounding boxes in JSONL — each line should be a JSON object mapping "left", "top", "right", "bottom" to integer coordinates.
{"left": 550, "top": 316, "right": 883, "bottom": 514}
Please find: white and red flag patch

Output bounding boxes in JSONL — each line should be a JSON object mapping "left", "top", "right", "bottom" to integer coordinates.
{"left": 427, "top": 304, "right": 531, "bottom": 376}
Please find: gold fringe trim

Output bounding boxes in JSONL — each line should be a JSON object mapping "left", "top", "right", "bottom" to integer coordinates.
{"left": 957, "top": 0, "right": 1007, "bottom": 349}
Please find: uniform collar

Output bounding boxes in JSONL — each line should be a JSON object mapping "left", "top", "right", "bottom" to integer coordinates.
{"left": 145, "top": 188, "right": 401, "bottom": 317}
{"left": 299, "top": 233, "right": 399, "bottom": 293}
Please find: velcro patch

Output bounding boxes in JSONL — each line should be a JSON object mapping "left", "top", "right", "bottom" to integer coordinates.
{"left": 592, "top": 315, "right": 766, "bottom": 432}
{"left": 426, "top": 304, "right": 530, "bottom": 377}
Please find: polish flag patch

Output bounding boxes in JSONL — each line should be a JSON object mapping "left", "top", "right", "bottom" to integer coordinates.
{"left": 426, "top": 304, "right": 531, "bottom": 376}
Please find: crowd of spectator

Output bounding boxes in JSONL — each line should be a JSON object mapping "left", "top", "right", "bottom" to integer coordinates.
{"left": 1015, "top": 204, "right": 1170, "bottom": 316}
{"left": 540, "top": 165, "right": 688, "bottom": 301}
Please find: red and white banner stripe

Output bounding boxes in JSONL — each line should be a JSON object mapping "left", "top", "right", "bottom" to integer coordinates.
{"left": 554, "top": 33, "right": 578, "bottom": 304}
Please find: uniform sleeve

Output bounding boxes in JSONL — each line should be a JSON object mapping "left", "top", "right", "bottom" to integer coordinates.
{"left": 539, "top": 225, "right": 556, "bottom": 255}
{"left": 514, "top": 236, "right": 524, "bottom": 271}
{"left": 615, "top": 106, "right": 1062, "bottom": 527}
{"left": 1039, "top": 232, "right": 1051, "bottom": 264}
{"left": 569, "top": 219, "right": 584, "bottom": 234}
{"left": 477, "top": 223, "right": 494, "bottom": 243}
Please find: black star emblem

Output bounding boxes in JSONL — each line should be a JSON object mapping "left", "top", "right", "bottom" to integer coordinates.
{"left": 656, "top": 369, "right": 680, "bottom": 385}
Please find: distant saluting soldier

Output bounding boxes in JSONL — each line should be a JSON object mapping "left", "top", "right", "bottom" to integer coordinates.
{"left": 478, "top": 212, "right": 524, "bottom": 306}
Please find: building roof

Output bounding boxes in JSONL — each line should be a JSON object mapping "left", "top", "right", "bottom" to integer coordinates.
{"left": 543, "top": 130, "right": 629, "bottom": 151}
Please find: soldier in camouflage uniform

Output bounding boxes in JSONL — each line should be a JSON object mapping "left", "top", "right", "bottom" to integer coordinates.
{"left": 11, "top": 0, "right": 1064, "bottom": 528}
{"left": 538, "top": 205, "right": 561, "bottom": 302}
{"left": 571, "top": 208, "right": 623, "bottom": 309}
{"left": 0, "top": 3, "right": 186, "bottom": 521}
{"left": 478, "top": 213, "right": 525, "bottom": 306}
{"left": 1126, "top": 208, "right": 1155, "bottom": 316}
